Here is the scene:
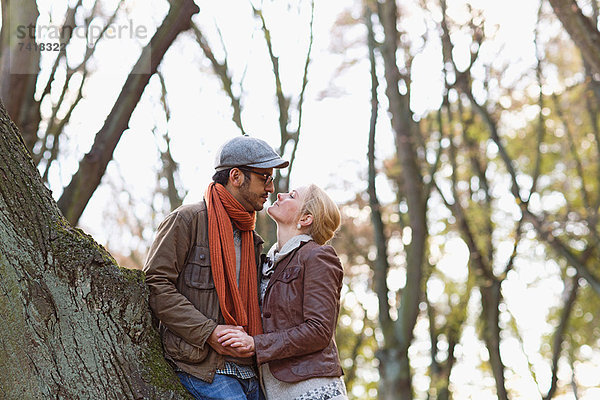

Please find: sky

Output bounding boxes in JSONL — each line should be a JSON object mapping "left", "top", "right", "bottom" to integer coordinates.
{"left": 48, "top": 0, "right": 399, "bottom": 243}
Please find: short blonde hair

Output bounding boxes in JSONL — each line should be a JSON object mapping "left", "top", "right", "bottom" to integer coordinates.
{"left": 299, "top": 184, "right": 341, "bottom": 245}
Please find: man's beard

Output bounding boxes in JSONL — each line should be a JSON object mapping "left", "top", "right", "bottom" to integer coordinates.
{"left": 239, "top": 182, "right": 265, "bottom": 211}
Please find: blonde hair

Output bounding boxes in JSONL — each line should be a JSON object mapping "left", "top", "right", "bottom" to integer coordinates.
{"left": 298, "top": 184, "right": 341, "bottom": 245}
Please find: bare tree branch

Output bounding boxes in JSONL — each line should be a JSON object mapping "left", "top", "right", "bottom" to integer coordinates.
{"left": 551, "top": 93, "right": 592, "bottom": 213}
{"left": 543, "top": 274, "right": 580, "bottom": 400}
{"left": 251, "top": 4, "right": 290, "bottom": 142}
{"left": 286, "top": 0, "right": 315, "bottom": 177}
{"left": 155, "top": 71, "right": 185, "bottom": 211}
{"left": 39, "top": 0, "right": 84, "bottom": 103}
{"left": 548, "top": 0, "right": 600, "bottom": 77}
{"left": 57, "top": 0, "right": 200, "bottom": 225}
{"left": 192, "top": 23, "right": 246, "bottom": 135}
{"left": 41, "top": 68, "right": 88, "bottom": 182}
{"left": 365, "top": 0, "right": 392, "bottom": 331}
{"left": 530, "top": 2, "right": 546, "bottom": 199}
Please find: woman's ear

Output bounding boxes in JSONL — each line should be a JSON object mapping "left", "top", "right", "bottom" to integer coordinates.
{"left": 299, "top": 214, "right": 313, "bottom": 228}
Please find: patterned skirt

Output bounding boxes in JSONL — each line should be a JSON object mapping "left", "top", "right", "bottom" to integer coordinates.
{"left": 259, "top": 364, "right": 348, "bottom": 400}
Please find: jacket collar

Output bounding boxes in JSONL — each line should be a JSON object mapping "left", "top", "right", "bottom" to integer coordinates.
{"left": 266, "top": 240, "right": 312, "bottom": 291}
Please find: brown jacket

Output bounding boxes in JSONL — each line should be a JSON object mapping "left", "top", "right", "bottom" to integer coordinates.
{"left": 254, "top": 240, "right": 344, "bottom": 382}
{"left": 143, "top": 201, "right": 264, "bottom": 383}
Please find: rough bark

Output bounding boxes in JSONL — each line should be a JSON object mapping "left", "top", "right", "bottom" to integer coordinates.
{"left": 0, "top": 0, "right": 41, "bottom": 151}
{"left": 57, "top": 0, "right": 199, "bottom": 226}
{"left": 548, "top": 0, "right": 600, "bottom": 77}
{"left": 0, "top": 102, "right": 190, "bottom": 398}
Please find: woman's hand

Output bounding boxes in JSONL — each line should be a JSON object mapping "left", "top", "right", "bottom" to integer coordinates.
{"left": 207, "top": 325, "right": 253, "bottom": 357}
{"left": 217, "top": 327, "right": 255, "bottom": 354}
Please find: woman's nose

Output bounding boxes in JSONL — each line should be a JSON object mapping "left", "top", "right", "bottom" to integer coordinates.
{"left": 277, "top": 193, "right": 283, "bottom": 201}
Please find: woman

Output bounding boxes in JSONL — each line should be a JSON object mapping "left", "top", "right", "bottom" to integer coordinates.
{"left": 218, "top": 184, "right": 348, "bottom": 400}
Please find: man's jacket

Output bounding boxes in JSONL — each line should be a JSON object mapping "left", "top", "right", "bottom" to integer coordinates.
{"left": 254, "top": 240, "right": 344, "bottom": 382}
{"left": 144, "top": 201, "right": 264, "bottom": 383}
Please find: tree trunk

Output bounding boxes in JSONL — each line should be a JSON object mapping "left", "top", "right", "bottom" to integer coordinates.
{"left": 365, "top": 0, "right": 392, "bottom": 338}
{"left": 377, "top": 348, "right": 412, "bottom": 400}
{"left": 0, "top": 0, "right": 41, "bottom": 151}
{"left": 377, "top": 1, "right": 428, "bottom": 398}
{"left": 0, "top": 102, "right": 190, "bottom": 398}
{"left": 57, "top": 0, "right": 199, "bottom": 226}
{"left": 543, "top": 275, "right": 580, "bottom": 400}
{"left": 480, "top": 281, "right": 508, "bottom": 400}
{"left": 548, "top": 0, "right": 600, "bottom": 77}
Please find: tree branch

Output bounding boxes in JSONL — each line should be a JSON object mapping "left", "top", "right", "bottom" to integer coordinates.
{"left": 365, "top": 1, "right": 392, "bottom": 331}
{"left": 192, "top": 23, "right": 246, "bottom": 135}
{"left": 548, "top": 0, "right": 600, "bottom": 77}
{"left": 57, "top": 0, "right": 199, "bottom": 225}
{"left": 543, "top": 273, "right": 580, "bottom": 400}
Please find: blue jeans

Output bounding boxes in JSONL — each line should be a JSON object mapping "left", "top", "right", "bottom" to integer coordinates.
{"left": 177, "top": 372, "right": 264, "bottom": 400}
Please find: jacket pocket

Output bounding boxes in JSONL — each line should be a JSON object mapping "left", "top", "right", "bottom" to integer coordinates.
{"left": 277, "top": 265, "right": 301, "bottom": 283}
{"left": 184, "top": 246, "right": 215, "bottom": 290}
{"left": 162, "top": 328, "right": 210, "bottom": 364}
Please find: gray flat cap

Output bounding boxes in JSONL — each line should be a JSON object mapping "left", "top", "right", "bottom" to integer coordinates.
{"left": 214, "top": 136, "right": 289, "bottom": 171}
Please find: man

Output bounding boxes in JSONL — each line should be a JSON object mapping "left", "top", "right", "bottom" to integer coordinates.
{"left": 144, "top": 136, "right": 288, "bottom": 400}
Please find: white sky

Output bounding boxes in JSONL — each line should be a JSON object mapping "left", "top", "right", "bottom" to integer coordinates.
{"left": 51, "top": 0, "right": 399, "bottom": 244}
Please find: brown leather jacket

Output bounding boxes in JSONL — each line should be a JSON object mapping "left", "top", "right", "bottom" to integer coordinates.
{"left": 144, "top": 201, "right": 264, "bottom": 383}
{"left": 254, "top": 240, "right": 344, "bottom": 383}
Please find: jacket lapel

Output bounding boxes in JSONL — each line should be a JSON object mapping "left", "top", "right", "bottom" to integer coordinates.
{"left": 266, "top": 251, "right": 294, "bottom": 291}
{"left": 265, "top": 241, "right": 308, "bottom": 293}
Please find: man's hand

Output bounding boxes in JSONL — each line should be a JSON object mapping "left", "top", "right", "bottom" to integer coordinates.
{"left": 217, "top": 328, "right": 255, "bottom": 355}
{"left": 207, "top": 325, "right": 254, "bottom": 358}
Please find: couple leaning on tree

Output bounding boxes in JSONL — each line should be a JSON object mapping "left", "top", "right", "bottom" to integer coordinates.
{"left": 143, "top": 136, "right": 348, "bottom": 400}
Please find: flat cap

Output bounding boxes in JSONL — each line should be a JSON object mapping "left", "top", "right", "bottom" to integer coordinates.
{"left": 214, "top": 135, "right": 289, "bottom": 171}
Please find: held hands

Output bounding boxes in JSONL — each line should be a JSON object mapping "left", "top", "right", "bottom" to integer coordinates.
{"left": 217, "top": 327, "right": 255, "bottom": 356}
{"left": 207, "top": 325, "right": 254, "bottom": 358}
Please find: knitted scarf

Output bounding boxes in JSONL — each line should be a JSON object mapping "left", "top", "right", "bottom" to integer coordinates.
{"left": 205, "top": 183, "right": 263, "bottom": 336}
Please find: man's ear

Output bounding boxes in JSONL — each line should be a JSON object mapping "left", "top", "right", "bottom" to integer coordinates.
{"left": 299, "top": 214, "right": 313, "bottom": 227}
{"left": 228, "top": 168, "right": 245, "bottom": 188}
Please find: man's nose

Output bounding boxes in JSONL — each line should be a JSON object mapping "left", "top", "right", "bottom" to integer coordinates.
{"left": 265, "top": 181, "right": 275, "bottom": 193}
{"left": 277, "top": 192, "right": 283, "bottom": 200}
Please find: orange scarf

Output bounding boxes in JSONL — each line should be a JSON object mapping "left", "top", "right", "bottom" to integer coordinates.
{"left": 205, "top": 183, "right": 263, "bottom": 336}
